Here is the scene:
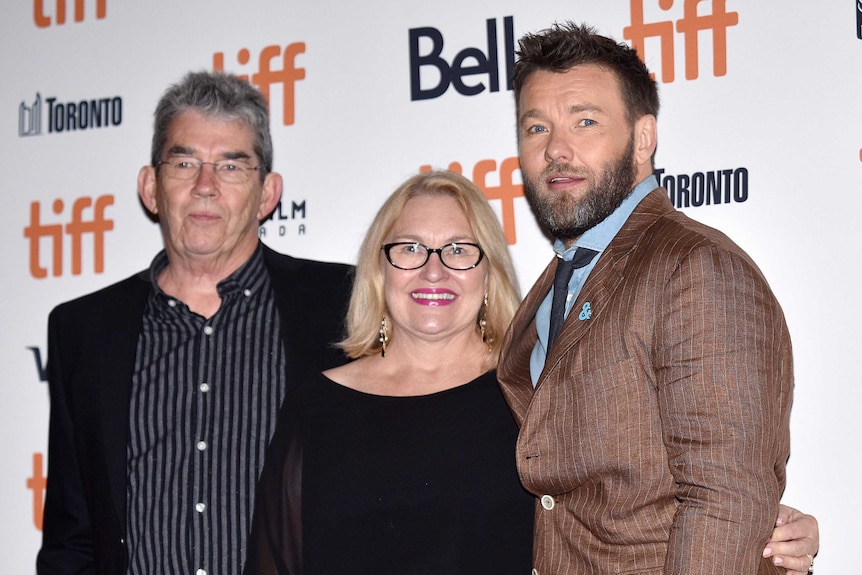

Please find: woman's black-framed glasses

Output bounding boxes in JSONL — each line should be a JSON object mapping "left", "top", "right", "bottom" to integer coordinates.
{"left": 382, "top": 242, "right": 484, "bottom": 271}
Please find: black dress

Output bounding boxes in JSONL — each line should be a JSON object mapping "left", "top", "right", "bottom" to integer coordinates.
{"left": 245, "top": 370, "right": 534, "bottom": 575}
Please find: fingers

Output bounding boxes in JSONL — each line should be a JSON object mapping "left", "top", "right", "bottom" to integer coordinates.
{"left": 764, "top": 539, "right": 808, "bottom": 559}
{"left": 765, "top": 551, "right": 813, "bottom": 575}
{"left": 774, "top": 503, "right": 794, "bottom": 526}
{"left": 768, "top": 511, "right": 819, "bottom": 556}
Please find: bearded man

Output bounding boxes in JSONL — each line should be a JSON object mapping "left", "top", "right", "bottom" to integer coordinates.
{"left": 497, "top": 23, "right": 795, "bottom": 575}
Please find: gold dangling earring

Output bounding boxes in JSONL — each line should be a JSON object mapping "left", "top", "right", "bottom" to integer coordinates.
{"left": 378, "top": 316, "right": 389, "bottom": 357}
{"left": 479, "top": 292, "right": 489, "bottom": 347}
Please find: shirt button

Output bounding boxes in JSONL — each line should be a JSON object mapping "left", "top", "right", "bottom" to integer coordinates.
{"left": 197, "top": 441, "right": 207, "bottom": 451}
{"left": 196, "top": 570, "right": 207, "bottom": 575}
{"left": 167, "top": 299, "right": 177, "bottom": 308}
{"left": 540, "top": 494, "right": 555, "bottom": 510}
{"left": 243, "top": 288, "right": 252, "bottom": 297}
{"left": 195, "top": 502, "right": 206, "bottom": 513}
{"left": 200, "top": 383, "right": 210, "bottom": 393}
{"left": 203, "top": 326, "right": 214, "bottom": 335}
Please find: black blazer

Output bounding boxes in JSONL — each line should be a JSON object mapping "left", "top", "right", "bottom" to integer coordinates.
{"left": 36, "top": 245, "right": 353, "bottom": 575}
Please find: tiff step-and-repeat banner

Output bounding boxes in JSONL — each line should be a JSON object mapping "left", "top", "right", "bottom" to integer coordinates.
{"left": 2, "top": 1, "right": 860, "bottom": 572}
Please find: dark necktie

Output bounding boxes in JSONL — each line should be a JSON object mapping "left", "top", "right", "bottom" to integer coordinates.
{"left": 547, "top": 247, "right": 599, "bottom": 352}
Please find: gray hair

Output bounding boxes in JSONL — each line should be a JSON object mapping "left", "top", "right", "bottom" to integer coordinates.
{"left": 150, "top": 71, "right": 274, "bottom": 179}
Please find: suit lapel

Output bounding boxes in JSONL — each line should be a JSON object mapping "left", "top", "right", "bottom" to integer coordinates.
{"left": 499, "top": 189, "right": 676, "bottom": 418}
{"left": 498, "top": 259, "right": 554, "bottom": 423}
{"left": 263, "top": 245, "right": 305, "bottom": 377}
{"left": 85, "top": 273, "right": 150, "bottom": 533}
{"left": 262, "top": 245, "right": 352, "bottom": 385}
{"left": 539, "top": 244, "right": 628, "bottom": 377}
{"left": 539, "top": 189, "right": 674, "bottom": 385}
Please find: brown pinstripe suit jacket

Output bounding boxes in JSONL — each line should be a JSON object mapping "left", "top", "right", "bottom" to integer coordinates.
{"left": 498, "top": 189, "right": 793, "bottom": 575}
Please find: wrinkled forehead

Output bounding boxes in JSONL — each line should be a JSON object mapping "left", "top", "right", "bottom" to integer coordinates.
{"left": 164, "top": 109, "right": 257, "bottom": 157}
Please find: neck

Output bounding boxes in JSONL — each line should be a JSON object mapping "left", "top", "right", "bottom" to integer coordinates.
{"left": 157, "top": 248, "right": 254, "bottom": 318}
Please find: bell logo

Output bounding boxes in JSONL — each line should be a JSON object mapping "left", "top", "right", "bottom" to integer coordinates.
{"left": 23, "top": 195, "right": 114, "bottom": 278}
{"left": 623, "top": 0, "right": 739, "bottom": 82}
{"left": 420, "top": 158, "right": 523, "bottom": 244}
{"left": 34, "top": 0, "right": 106, "bottom": 28}
{"left": 409, "top": 16, "right": 516, "bottom": 101}
{"left": 213, "top": 44, "right": 306, "bottom": 126}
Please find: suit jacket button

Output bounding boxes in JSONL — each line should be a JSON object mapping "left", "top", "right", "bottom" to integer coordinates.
{"left": 540, "top": 494, "right": 555, "bottom": 510}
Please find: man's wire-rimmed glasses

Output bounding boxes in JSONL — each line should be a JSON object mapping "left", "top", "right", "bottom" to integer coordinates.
{"left": 157, "top": 158, "right": 261, "bottom": 184}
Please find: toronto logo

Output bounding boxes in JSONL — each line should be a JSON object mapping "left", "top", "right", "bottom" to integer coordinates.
{"left": 19, "top": 94, "right": 42, "bottom": 137}
{"left": 18, "top": 92, "right": 123, "bottom": 137}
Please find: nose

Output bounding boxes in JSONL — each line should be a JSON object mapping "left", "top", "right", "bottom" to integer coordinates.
{"left": 544, "top": 130, "right": 573, "bottom": 163}
{"left": 192, "top": 163, "right": 219, "bottom": 197}
{"left": 420, "top": 251, "right": 448, "bottom": 281}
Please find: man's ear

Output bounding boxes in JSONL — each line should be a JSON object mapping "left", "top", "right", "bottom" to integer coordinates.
{"left": 633, "top": 114, "right": 658, "bottom": 168}
{"left": 257, "top": 171, "right": 283, "bottom": 220}
{"left": 138, "top": 166, "right": 158, "bottom": 215}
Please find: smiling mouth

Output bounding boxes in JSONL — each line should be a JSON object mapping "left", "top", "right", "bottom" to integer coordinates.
{"left": 411, "top": 292, "right": 455, "bottom": 301}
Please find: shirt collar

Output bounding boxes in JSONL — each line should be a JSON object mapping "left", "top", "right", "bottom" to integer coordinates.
{"left": 147, "top": 243, "right": 269, "bottom": 302}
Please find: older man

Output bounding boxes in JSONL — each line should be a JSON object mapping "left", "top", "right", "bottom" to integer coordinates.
{"left": 37, "top": 71, "right": 351, "bottom": 575}
{"left": 498, "top": 23, "right": 795, "bottom": 574}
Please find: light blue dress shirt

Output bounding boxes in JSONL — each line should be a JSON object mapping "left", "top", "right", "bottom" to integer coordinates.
{"left": 529, "top": 175, "right": 659, "bottom": 386}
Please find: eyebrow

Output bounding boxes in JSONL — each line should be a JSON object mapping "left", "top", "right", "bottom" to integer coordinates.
{"left": 519, "top": 103, "right": 605, "bottom": 124}
{"left": 390, "top": 236, "right": 478, "bottom": 245}
{"left": 165, "top": 146, "right": 253, "bottom": 161}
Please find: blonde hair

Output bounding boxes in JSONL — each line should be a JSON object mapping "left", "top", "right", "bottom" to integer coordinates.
{"left": 339, "top": 170, "right": 521, "bottom": 370}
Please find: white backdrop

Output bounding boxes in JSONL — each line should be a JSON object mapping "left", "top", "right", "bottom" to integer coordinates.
{"left": 2, "top": 1, "right": 859, "bottom": 572}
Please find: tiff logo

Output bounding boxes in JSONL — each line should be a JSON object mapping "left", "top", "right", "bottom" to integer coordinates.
{"left": 28, "top": 453, "right": 47, "bottom": 530}
{"left": 34, "top": 0, "right": 106, "bottom": 27}
{"left": 27, "top": 348, "right": 48, "bottom": 530}
{"left": 623, "top": 0, "right": 739, "bottom": 82}
{"left": 419, "top": 158, "right": 522, "bottom": 245}
{"left": 20, "top": 93, "right": 42, "bottom": 136}
{"left": 213, "top": 44, "right": 305, "bottom": 126}
{"left": 23, "top": 195, "right": 114, "bottom": 278}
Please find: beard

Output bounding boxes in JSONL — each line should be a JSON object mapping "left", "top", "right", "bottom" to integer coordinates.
{"left": 523, "top": 137, "right": 637, "bottom": 242}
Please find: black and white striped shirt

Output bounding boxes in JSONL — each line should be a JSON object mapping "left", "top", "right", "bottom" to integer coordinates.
{"left": 127, "top": 247, "right": 286, "bottom": 575}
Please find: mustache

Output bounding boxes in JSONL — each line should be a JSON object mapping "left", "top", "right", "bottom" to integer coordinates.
{"left": 540, "top": 161, "right": 590, "bottom": 181}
